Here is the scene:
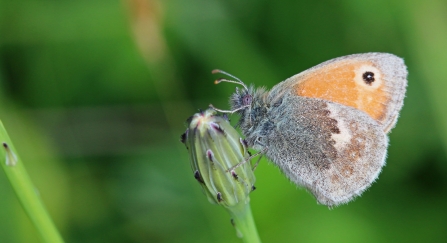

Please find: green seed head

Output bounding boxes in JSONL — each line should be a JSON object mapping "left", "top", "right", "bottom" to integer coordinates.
{"left": 181, "top": 109, "right": 256, "bottom": 208}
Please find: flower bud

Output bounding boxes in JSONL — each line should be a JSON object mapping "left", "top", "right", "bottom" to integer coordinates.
{"left": 181, "top": 109, "right": 255, "bottom": 208}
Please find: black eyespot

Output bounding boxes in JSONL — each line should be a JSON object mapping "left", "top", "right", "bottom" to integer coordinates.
{"left": 362, "top": 71, "right": 375, "bottom": 85}
{"left": 242, "top": 94, "right": 252, "bottom": 106}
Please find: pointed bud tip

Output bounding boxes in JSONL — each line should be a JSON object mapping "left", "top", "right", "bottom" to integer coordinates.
{"left": 217, "top": 192, "right": 223, "bottom": 202}
{"left": 180, "top": 130, "right": 188, "bottom": 144}
{"left": 231, "top": 171, "right": 238, "bottom": 180}
{"left": 210, "top": 122, "right": 224, "bottom": 134}
{"left": 194, "top": 170, "right": 204, "bottom": 184}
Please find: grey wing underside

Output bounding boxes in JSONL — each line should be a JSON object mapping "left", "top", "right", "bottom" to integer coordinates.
{"left": 265, "top": 95, "right": 388, "bottom": 206}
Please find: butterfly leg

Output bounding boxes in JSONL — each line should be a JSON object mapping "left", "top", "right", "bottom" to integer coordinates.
{"left": 252, "top": 154, "right": 264, "bottom": 171}
{"left": 227, "top": 147, "right": 268, "bottom": 173}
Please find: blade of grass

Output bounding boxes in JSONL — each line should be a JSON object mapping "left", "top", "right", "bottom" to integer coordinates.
{"left": 0, "top": 121, "right": 64, "bottom": 243}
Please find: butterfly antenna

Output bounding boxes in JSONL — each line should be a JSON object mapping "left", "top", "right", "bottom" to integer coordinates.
{"left": 209, "top": 104, "right": 250, "bottom": 114}
{"left": 212, "top": 69, "right": 248, "bottom": 91}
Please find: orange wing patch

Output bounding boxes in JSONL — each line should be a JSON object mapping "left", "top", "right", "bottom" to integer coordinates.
{"left": 294, "top": 61, "right": 388, "bottom": 122}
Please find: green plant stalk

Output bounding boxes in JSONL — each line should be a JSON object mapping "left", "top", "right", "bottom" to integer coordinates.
{"left": 0, "top": 121, "right": 64, "bottom": 243}
{"left": 227, "top": 202, "right": 261, "bottom": 243}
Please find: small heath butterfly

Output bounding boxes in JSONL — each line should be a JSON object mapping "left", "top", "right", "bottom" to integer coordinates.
{"left": 212, "top": 53, "right": 407, "bottom": 207}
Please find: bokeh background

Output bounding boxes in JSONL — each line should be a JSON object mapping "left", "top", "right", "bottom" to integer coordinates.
{"left": 1, "top": 0, "right": 447, "bottom": 242}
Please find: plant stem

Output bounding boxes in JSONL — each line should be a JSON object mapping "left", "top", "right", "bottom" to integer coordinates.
{"left": 0, "top": 121, "right": 64, "bottom": 243}
{"left": 227, "top": 202, "right": 261, "bottom": 243}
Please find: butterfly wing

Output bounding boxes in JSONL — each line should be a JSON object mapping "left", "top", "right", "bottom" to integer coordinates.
{"left": 258, "top": 53, "right": 407, "bottom": 206}
{"left": 264, "top": 95, "right": 388, "bottom": 206}
{"left": 270, "top": 53, "right": 407, "bottom": 133}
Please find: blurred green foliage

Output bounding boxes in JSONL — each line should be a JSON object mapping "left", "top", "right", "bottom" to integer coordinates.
{"left": 1, "top": 0, "right": 447, "bottom": 242}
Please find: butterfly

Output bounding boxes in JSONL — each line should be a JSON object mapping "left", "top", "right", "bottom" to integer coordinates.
{"left": 212, "top": 53, "right": 407, "bottom": 207}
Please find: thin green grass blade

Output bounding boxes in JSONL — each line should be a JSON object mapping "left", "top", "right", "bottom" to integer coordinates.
{"left": 0, "top": 121, "right": 64, "bottom": 243}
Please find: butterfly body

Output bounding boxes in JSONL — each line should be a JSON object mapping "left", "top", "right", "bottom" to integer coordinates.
{"left": 221, "top": 53, "right": 407, "bottom": 207}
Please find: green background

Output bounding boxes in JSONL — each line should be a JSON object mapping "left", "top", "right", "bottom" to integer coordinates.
{"left": 1, "top": 0, "right": 447, "bottom": 242}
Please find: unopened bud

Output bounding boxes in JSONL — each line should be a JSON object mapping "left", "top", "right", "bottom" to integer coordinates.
{"left": 181, "top": 109, "right": 255, "bottom": 208}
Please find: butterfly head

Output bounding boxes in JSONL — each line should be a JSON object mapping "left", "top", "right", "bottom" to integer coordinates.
{"left": 212, "top": 69, "right": 253, "bottom": 115}
{"left": 229, "top": 85, "right": 252, "bottom": 113}
{"left": 212, "top": 70, "right": 269, "bottom": 132}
